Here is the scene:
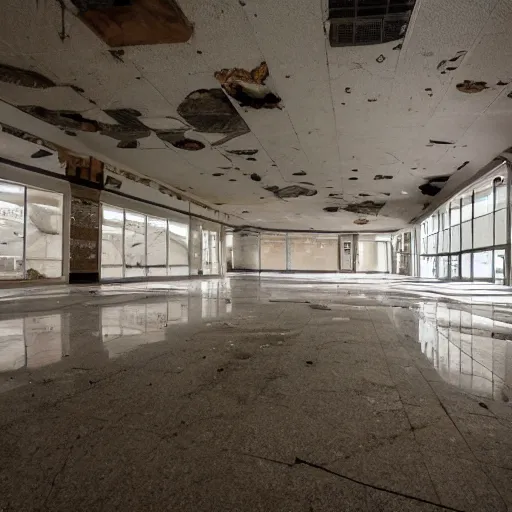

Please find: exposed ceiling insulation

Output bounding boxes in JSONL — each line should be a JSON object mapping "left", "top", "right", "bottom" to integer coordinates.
{"left": 0, "top": 0, "right": 511, "bottom": 231}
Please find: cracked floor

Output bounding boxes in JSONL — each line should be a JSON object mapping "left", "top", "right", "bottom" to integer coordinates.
{"left": 1, "top": 275, "right": 512, "bottom": 511}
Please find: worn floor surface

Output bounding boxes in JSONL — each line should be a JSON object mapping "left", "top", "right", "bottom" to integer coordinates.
{"left": 1, "top": 275, "right": 512, "bottom": 511}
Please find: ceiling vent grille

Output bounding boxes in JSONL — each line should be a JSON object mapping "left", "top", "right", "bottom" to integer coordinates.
{"left": 328, "top": 0, "right": 415, "bottom": 47}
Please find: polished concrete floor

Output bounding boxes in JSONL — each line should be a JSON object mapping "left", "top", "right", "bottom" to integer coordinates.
{"left": 1, "top": 275, "right": 512, "bottom": 511}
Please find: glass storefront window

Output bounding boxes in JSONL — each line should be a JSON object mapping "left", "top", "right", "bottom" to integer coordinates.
{"left": 451, "top": 200, "right": 460, "bottom": 226}
{"left": 101, "top": 204, "right": 191, "bottom": 279}
{"left": 450, "top": 255, "right": 459, "bottom": 279}
{"left": 0, "top": 180, "right": 64, "bottom": 281}
{"left": 124, "top": 211, "right": 146, "bottom": 277}
{"left": 168, "top": 217, "right": 189, "bottom": 275}
{"left": 25, "top": 189, "right": 63, "bottom": 279}
{"left": 261, "top": 234, "right": 287, "bottom": 270}
{"left": 473, "top": 186, "right": 493, "bottom": 218}
{"left": 473, "top": 251, "right": 493, "bottom": 279}
{"left": 439, "top": 256, "right": 448, "bottom": 278}
{"left": 461, "top": 253, "right": 471, "bottom": 279}
{"left": 147, "top": 216, "right": 167, "bottom": 277}
{"left": 461, "top": 195, "right": 472, "bottom": 222}
{"left": 0, "top": 182, "right": 25, "bottom": 279}
{"left": 101, "top": 205, "right": 124, "bottom": 279}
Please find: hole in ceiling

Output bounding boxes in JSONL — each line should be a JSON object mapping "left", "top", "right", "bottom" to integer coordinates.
{"left": 31, "top": 149, "right": 52, "bottom": 158}
{"left": 419, "top": 175, "right": 450, "bottom": 196}
{"left": 265, "top": 185, "right": 317, "bottom": 198}
{"left": 324, "top": 206, "right": 340, "bottom": 213}
{"left": 227, "top": 149, "right": 258, "bottom": 156}
{"left": 374, "top": 174, "right": 393, "bottom": 180}
{"left": 171, "top": 138, "right": 205, "bottom": 151}
{"left": 343, "top": 200, "right": 385, "bottom": 215}
{"left": 212, "top": 173, "right": 224, "bottom": 177}
{"left": 349, "top": 177, "right": 358, "bottom": 180}
{"left": 0, "top": 63, "right": 56, "bottom": 89}
{"left": 456, "top": 80, "right": 488, "bottom": 94}
{"left": 229, "top": 179, "right": 237, "bottom": 182}
{"left": 351, "top": 169, "right": 358, "bottom": 172}
{"left": 71, "top": 0, "right": 193, "bottom": 47}
{"left": 215, "top": 62, "right": 281, "bottom": 109}
{"left": 328, "top": 0, "right": 415, "bottom": 47}
{"left": 117, "top": 140, "right": 139, "bottom": 149}
{"left": 250, "top": 173, "right": 262, "bottom": 181}
{"left": 246, "top": 157, "right": 257, "bottom": 161}
{"left": 359, "top": 193, "right": 370, "bottom": 197}
{"left": 177, "top": 89, "right": 250, "bottom": 146}
{"left": 293, "top": 171, "right": 307, "bottom": 176}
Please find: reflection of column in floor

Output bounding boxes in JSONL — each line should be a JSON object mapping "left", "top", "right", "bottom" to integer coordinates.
{"left": 67, "top": 307, "right": 108, "bottom": 365}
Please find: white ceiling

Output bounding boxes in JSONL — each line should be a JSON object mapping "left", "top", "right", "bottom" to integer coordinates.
{"left": 0, "top": 0, "right": 511, "bottom": 231}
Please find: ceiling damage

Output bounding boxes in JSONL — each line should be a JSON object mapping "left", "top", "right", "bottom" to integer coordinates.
{"left": 0, "top": 0, "right": 511, "bottom": 232}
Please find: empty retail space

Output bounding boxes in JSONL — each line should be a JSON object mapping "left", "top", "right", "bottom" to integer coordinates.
{"left": 1, "top": 1, "right": 512, "bottom": 510}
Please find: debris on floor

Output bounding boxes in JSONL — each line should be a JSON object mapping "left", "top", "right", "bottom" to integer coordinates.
{"left": 309, "top": 304, "right": 331, "bottom": 311}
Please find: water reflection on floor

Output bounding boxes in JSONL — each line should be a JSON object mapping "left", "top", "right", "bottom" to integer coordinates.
{"left": 0, "top": 276, "right": 512, "bottom": 403}
{"left": 1, "top": 275, "right": 512, "bottom": 511}
{"left": 0, "top": 280, "right": 232, "bottom": 375}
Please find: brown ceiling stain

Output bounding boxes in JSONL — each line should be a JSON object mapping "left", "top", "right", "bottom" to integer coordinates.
{"left": 171, "top": 138, "right": 205, "bottom": 151}
{"left": 343, "top": 200, "right": 385, "bottom": 215}
{"left": 456, "top": 80, "right": 488, "bottom": 94}
{"left": 0, "top": 63, "right": 56, "bottom": 88}
{"left": 353, "top": 218, "right": 369, "bottom": 225}
{"left": 214, "top": 62, "right": 281, "bottom": 109}
{"left": 73, "top": 0, "right": 193, "bottom": 47}
{"left": 226, "top": 149, "right": 258, "bottom": 156}
{"left": 265, "top": 185, "right": 317, "bottom": 198}
{"left": 177, "top": 89, "right": 250, "bottom": 145}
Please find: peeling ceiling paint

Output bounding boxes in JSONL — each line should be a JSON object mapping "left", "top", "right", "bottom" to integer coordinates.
{"left": 0, "top": 0, "right": 510, "bottom": 231}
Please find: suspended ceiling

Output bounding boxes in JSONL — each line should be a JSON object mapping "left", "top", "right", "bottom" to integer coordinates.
{"left": 0, "top": 0, "right": 511, "bottom": 231}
